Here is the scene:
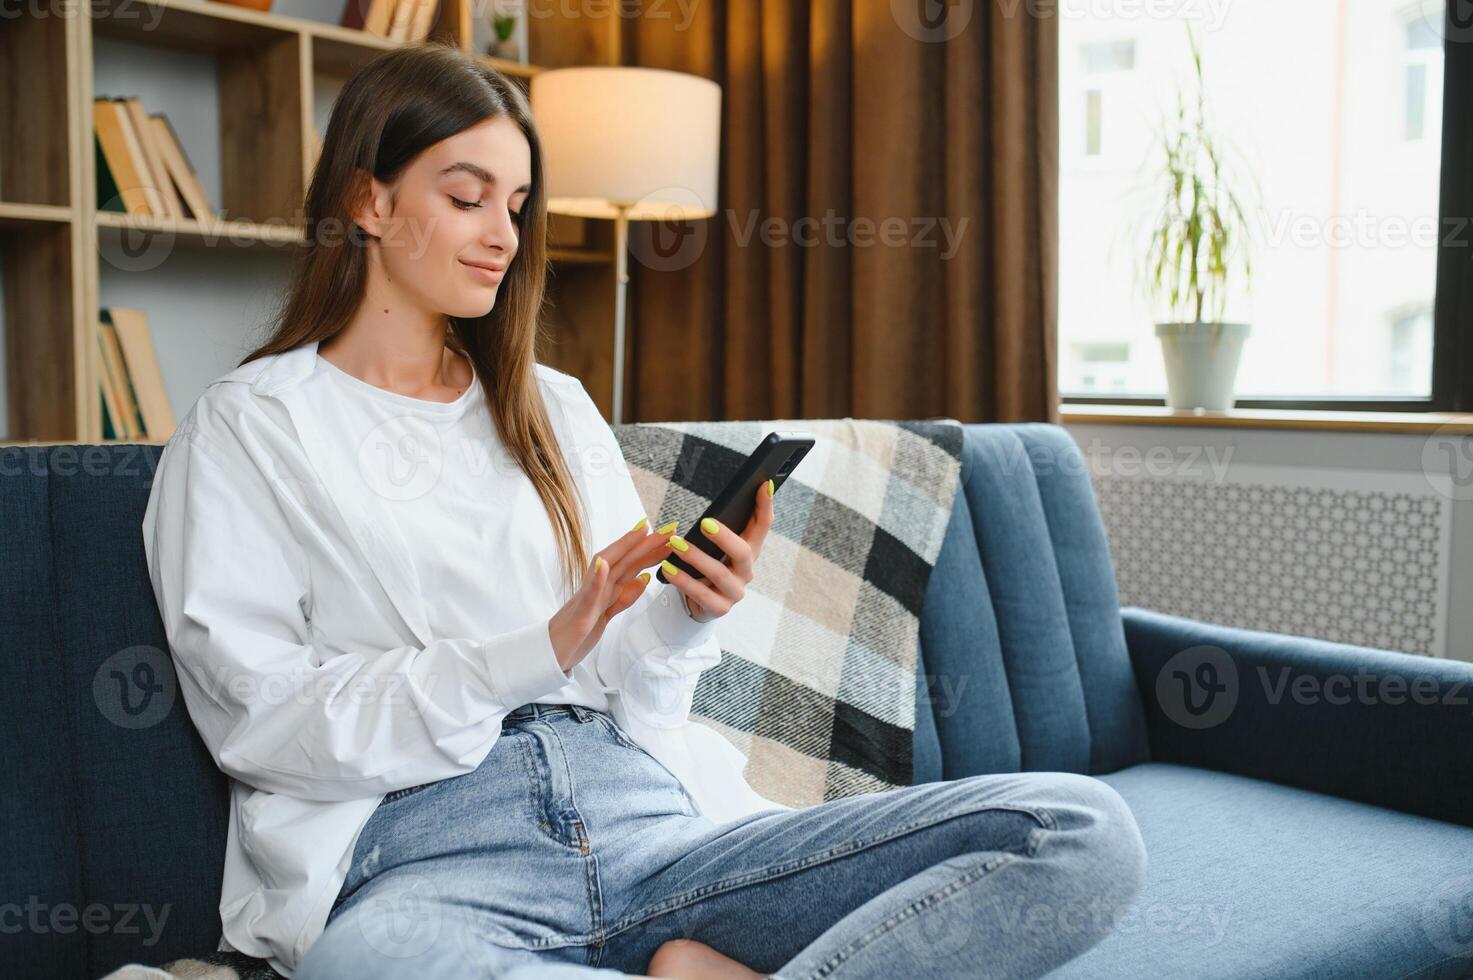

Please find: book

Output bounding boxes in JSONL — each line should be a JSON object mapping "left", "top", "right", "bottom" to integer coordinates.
{"left": 360, "top": 0, "right": 400, "bottom": 36}
{"left": 339, "top": 0, "right": 368, "bottom": 29}
{"left": 93, "top": 98, "right": 155, "bottom": 215}
{"left": 95, "top": 133, "right": 127, "bottom": 214}
{"left": 387, "top": 0, "right": 417, "bottom": 41}
{"left": 121, "top": 96, "right": 185, "bottom": 220}
{"left": 97, "top": 317, "right": 143, "bottom": 439}
{"left": 100, "top": 390, "right": 117, "bottom": 441}
{"left": 97, "top": 323, "right": 129, "bottom": 439}
{"left": 408, "top": 0, "right": 439, "bottom": 41}
{"left": 149, "top": 114, "right": 215, "bottom": 222}
{"left": 109, "top": 99, "right": 166, "bottom": 217}
{"left": 104, "top": 308, "right": 176, "bottom": 441}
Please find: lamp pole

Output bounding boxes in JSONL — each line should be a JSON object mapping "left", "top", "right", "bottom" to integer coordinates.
{"left": 612, "top": 203, "right": 630, "bottom": 425}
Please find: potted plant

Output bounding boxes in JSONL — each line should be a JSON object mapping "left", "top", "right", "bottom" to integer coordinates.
{"left": 488, "top": 9, "right": 520, "bottom": 62}
{"left": 1142, "top": 24, "right": 1258, "bottom": 411}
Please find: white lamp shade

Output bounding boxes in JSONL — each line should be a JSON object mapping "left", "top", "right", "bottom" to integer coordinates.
{"left": 530, "top": 66, "right": 721, "bottom": 221}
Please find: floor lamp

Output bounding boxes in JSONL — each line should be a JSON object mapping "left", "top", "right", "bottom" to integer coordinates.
{"left": 530, "top": 67, "right": 722, "bottom": 424}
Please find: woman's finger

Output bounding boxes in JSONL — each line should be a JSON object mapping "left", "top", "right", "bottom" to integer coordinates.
{"left": 658, "top": 554, "right": 733, "bottom": 617}
{"left": 740, "top": 478, "right": 775, "bottom": 566}
{"left": 604, "top": 516, "right": 673, "bottom": 587}
{"left": 600, "top": 570, "right": 652, "bottom": 625}
{"left": 691, "top": 515, "right": 754, "bottom": 582}
{"left": 573, "top": 556, "right": 648, "bottom": 653}
{"left": 667, "top": 533, "right": 745, "bottom": 606}
{"left": 573, "top": 552, "right": 611, "bottom": 629}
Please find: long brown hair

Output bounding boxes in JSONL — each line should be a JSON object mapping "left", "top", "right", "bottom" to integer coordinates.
{"left": 241, "top": 41, "right": 590, "bottom": 598}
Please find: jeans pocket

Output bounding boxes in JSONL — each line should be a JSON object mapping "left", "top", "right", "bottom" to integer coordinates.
{"left": 587, "top": 711, "right": 699, "bottom": 817}
{"left": 587, "top": 710, "right": 642, "bottom": 751}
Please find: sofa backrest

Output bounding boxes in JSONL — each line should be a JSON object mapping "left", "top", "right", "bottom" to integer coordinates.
{"left": 2, "top": 445, "right": 229, "bottom": 979}
{"left": 0, "top": 423, "right": 1148, "bottom": 977}
{"left": 916, "top": 425, "right": 1150, "bottom": 778}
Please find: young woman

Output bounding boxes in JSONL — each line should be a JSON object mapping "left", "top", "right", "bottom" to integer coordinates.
{"left": 142, "top": 43, "right": 1146, "bottom": 980}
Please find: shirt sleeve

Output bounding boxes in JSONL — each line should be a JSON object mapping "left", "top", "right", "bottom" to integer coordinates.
{"left": 553, "top": 378, "right": 724, "bottom": 730}
{"left": 141, "top": 410, "right": 572, "bottom": 803}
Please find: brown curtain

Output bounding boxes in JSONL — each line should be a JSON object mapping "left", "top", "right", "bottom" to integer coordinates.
{"left": 621, "top": 0, "right": 1058, "bottom": 424}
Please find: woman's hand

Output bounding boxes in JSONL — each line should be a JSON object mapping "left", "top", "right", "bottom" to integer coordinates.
{"left": 548, "top": 517, "right": 670, "bottom": 672}
{"left": 659, "top": 479, "right": 776, "bottom": 623}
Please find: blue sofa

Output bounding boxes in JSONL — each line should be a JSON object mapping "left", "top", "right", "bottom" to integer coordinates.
{"left": 5, "top": 424, "right": 1473, "bottom": 979}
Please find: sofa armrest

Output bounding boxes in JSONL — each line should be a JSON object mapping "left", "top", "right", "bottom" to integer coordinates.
{"left": 1123, "top": 607, "right": 1473, "bottom": 829}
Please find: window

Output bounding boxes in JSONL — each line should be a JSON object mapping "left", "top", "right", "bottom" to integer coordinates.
{"left": 1058, "top": 2, "right": 1464, "bottom": 408}
{"left": 1388, "top": 307, "right": 1433, "bottom": 394}
{"left": 1075, "top": 40, "right": 1137, "bottom": 162}
{"left": 1085, "top": 89, "right": 1103, "bottom": 156}
{"left": 1405, "top": 17, "right": 1443, "bottom": 141}
{"left": 1070, "top": 341, "right": 1133, "bottom": 393}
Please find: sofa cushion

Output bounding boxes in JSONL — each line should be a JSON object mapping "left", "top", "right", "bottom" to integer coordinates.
{"left": 919, "top": 425, "right": 1150, "bottom": 780}
{"left": 0, "top": 446, "right": 231, "bottom": 980}
{"left": 910, "top": 634, "right": 943, "bottom": 785}
{"left": 1048, "top": 763, "right": 1473, "bottom": 980}
{"left": 0, "top": 448, "right": 87, "bottom": 978}
{"left": 47, "top": 445, "right": 231, "bottom": 976}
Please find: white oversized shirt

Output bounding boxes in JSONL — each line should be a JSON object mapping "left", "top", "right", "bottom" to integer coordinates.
{"left": 311, "top": 351, "right": 610, "bottom": 712}
{"left": 140, "top": 340, "right": 790, "bottom": 976}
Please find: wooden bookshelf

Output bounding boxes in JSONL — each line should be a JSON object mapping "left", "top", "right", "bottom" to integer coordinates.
{"left": 1, "top": 0, "right": 625, "bottom": 445}
{"left": 0, "top": 204, "right": 76, "bottom": 227}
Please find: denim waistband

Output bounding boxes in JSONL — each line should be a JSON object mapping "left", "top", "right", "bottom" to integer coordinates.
{"left": 502, "top": 702, "right": 595, "bottom": 724}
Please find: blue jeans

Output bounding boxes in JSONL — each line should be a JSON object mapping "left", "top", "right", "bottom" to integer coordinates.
{"left": 295, "top": 702, "right": 1146, "bottom": 979}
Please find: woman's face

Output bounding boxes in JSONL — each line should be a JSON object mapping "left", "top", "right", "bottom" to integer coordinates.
{"left": 358, "top": 114, "right": 532, "bottom": 319}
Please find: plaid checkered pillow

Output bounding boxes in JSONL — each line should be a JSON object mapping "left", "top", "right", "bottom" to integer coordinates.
{"left": 612, "top": 419, "right": 965, "bottom": 807}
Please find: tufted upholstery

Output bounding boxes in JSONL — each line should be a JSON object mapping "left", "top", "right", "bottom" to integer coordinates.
{"left": 917, "top": 424, "right": 1151, "bottom": 780}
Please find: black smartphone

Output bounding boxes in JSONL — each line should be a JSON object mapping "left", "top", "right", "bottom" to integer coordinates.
{"left": 655, "top": 430, "right": 815, "bottom": 584}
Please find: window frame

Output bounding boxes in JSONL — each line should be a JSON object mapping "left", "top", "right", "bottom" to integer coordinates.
{"left": 1061, "top": 8, "right": 1472, "bottom": 414}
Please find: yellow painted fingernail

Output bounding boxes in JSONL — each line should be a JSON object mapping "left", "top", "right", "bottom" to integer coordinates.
{"left": 701, "top": 517, "right": 720, "bottom": 536}
{"left": 594, "top": 555, "right": 605, "bottom": 573}
{"left": 638, "top": 571, "right": 651, "bottom": 585}
{"left": 660, "top": 559, "right": 681, "bottom": 577}
{"left": 767, "top": 478, "right": 775, "bottom": 497}
{"left": 630, "top": 515, "right": 648, "bottom": 532}
{"left": 657, "top": 520, "right": 678, "bottom": 535}
{"left": 668, "top": 534, "right": 689, "bottom": 552}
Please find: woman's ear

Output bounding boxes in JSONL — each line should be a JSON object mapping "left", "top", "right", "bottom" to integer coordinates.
{"left": 349, "top": 167, "right": 387, "bottom": 241}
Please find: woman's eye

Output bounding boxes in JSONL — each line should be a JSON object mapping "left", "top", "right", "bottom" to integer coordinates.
{"left": 450, "top": 196, "right": 481, "bottom": 210}
{"left": 510, "top": 209, "right": 523, "bottom": 224}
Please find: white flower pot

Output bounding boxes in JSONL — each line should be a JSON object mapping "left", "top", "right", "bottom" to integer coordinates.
{"left": 1155, "top": 321, "right": 1251, "bottom": 411}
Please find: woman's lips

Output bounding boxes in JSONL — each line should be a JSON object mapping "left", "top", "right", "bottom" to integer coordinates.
{"left": 460, "top": 260, "right": 505, "bottom": 285}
